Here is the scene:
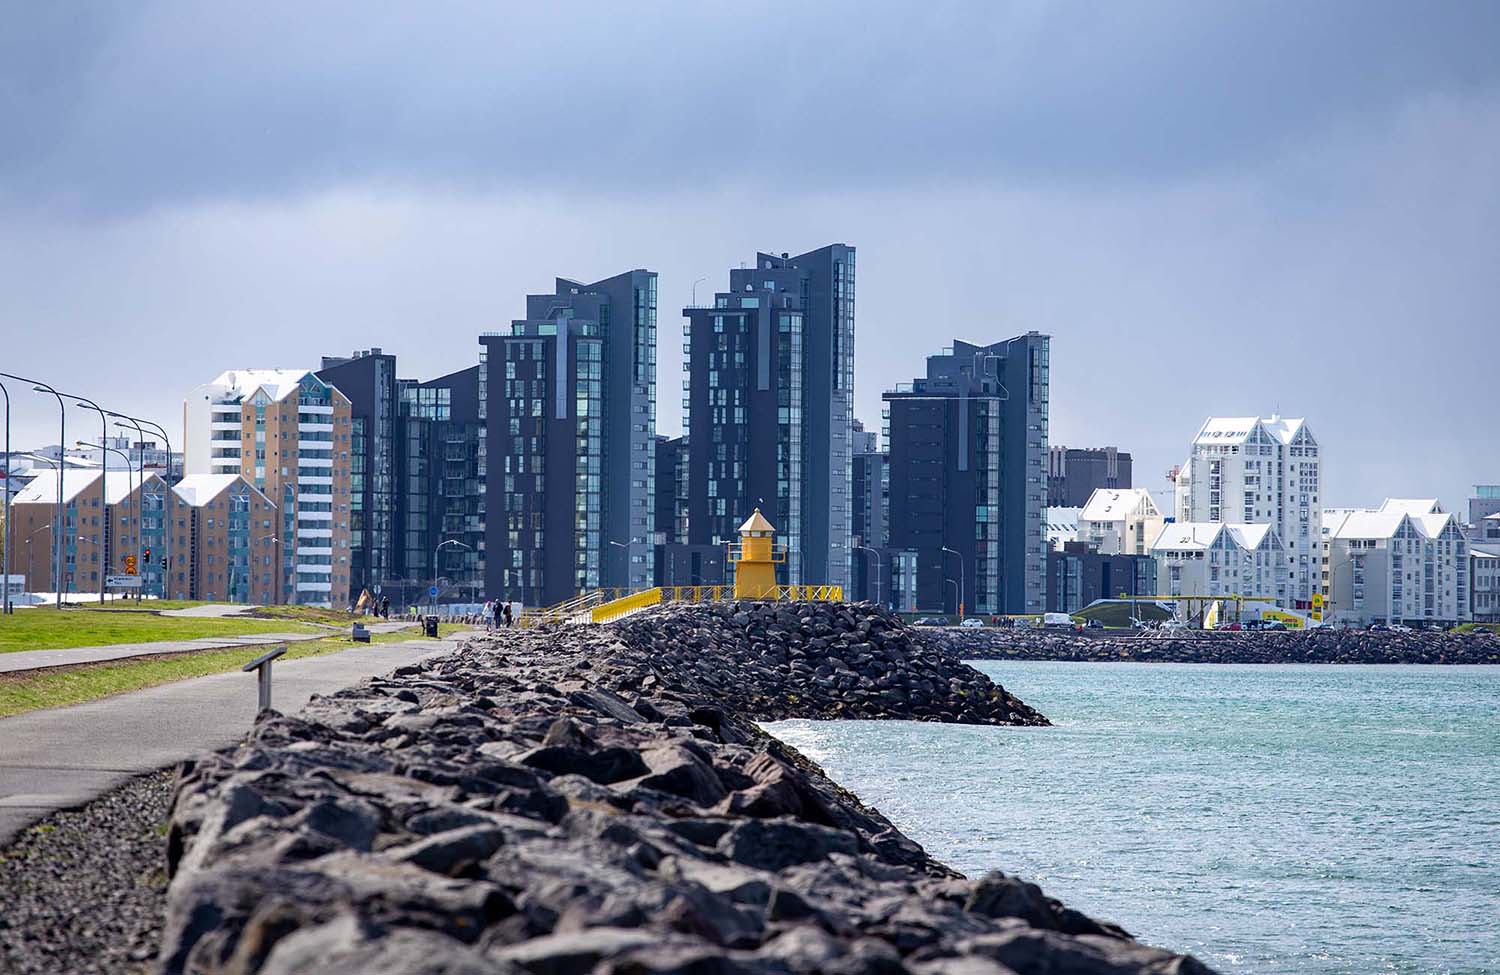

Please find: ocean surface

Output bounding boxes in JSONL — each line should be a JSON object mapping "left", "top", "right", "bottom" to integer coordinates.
{"left": 766, "top": 662, "right": 1499, "bottom": 975}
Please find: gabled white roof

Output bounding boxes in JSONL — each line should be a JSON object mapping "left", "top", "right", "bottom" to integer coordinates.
{"left": 1378, "top": 498, "right": 1443, "bottom": 516}
{"left": 1193, "top": 415, "right": 1310, "bottom": 447}
{"left": 1413, "top": 512, "right": 1459, "bottom": 540}
{"left": 1080, "top": 488, "right": 1159, "bottom": 523}
{"left": 1333, "top": 510, "right": 1406, "bottom": 540}
{"left": 1472, "top": 544, "right": 1500, "bottom": 560}
{"left": 11, "top": 469, "right": 158, "bottom": 506}
{"left": 1224, "top": 523, "right": 1274, "bottom": 550}
{"left": 1151, "top": 522, "right": 1223, "bottom": 551}
{"left": 1486, "top": 513, "right": 1500, "bottom": 522}
{"left": 173, "top": 473, "right": 257, "bottom": 507}
{"left": 207, "top": 368, "right": 316, "bottom": 403}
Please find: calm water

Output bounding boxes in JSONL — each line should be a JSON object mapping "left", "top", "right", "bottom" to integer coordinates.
{"left": 767, "top": 662, "right": 1500, "bottom": 975}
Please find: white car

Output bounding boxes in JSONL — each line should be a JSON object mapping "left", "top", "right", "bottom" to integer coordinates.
{"left": 1388, "top": 623, "right": 1413, "bottom": 634}
{"left": 960, "top": 618, "right": 985, "bottom": 628}
{"left": 1160, "top": 619, "right": 1190, "bottom": 631}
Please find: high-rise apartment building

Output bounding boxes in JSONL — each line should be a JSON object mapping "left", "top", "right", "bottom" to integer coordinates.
{"left": 883, "top": 333, "right": 1051, "bottom": 616}
{"left": 850, "top": 420, "right": 887, "bottom": 603}
{"left": 682, "top": 246, "right": 855, "bottom": 589}
{"left": 482, "top": 271, "right": 657, "bottom": 607}
{"left": 1173, "top": 415, "right": 1322, "bottom": 608}
{"left": 183, "top": 369, "right": 353, "bottom": 607}
{"left": 317, "top": 349, "right": 399, "bottom": 600}
{"left": 1047, "top": 446, "right": 1132, "bottom": 507}
{"left": 1470, "top": 485, "right": 1500, "bottom": 528}
{"left": 1325, "top": 499, "right": 1470, "bottom": 625}
{"left": 397, "top": 365, "right": 486, "bottom": 608}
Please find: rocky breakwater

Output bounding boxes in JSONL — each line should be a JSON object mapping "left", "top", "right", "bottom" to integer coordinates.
{"left": 925, "top": 627, "right": 1500, "bottom": 665}
{"left": 610, "top": 601, "right": 1048, "bottom": 725}
{"left": 157, "top": 602, "right": 1212, "bottom": 974}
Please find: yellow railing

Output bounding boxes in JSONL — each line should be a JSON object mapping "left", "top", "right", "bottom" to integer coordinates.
{"left": 527, "top": 581, "right": 846, "bottom": 627}
{"left": 591, "top": 587, "right": 664, "bottom": 623}
{"left": 725, "top": 543, "right": 787, "bottom": 562}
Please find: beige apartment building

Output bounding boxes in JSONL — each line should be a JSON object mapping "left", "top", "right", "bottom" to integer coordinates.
{"left": 184, "top": 369, "right": 353, "bottom": 607}
{"left": 9, "top": 469, "right": 168, "bottom": 597}
{"left": 170, "top": 474, "right": 280, "bottom": 604}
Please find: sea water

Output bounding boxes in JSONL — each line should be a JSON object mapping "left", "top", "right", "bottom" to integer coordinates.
{"left": 767, "top": 662, "right": 1499, "bottom": 975}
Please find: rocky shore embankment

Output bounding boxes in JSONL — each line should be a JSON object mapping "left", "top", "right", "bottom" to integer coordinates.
{"left": 156, "top": 602, "right": 1212, "bottom": 974}
{"left": 923, "top": 627, "right": 1500, "bottom": 665}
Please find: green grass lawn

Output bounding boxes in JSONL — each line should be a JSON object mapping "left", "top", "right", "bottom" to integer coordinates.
{"left": 0, "top": 609, "right": 325, "bottom": 654}
{"left": 0, "top": 623, "right": 466, "bottom": 718}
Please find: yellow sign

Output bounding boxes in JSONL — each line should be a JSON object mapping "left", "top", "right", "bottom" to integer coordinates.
{"left": 1261, "top": 609, "right": 1306, "bottom": 630}
{"left": 1312, "top": 593, "right": 1324, "bottom": 608}
{"left": 124, "top": 555, "right": 138, "bottom": 576}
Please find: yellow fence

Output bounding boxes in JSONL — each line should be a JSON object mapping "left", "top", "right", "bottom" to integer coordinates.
{"left": 590, "top": 587, "right": 664, "bottom": 623}
{"left": 526, "top": 581, "right": 845, "bottom": 627}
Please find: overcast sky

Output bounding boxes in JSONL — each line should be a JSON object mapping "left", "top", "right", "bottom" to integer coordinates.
{"left": 2, "top": 1, "right": 1497, "bottom": 510}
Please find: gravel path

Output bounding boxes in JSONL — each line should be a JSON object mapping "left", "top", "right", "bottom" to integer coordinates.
{"left": 0, "top": 768, "right": 174, "bottom": 975}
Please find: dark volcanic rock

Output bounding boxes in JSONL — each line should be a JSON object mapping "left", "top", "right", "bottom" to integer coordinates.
{"left": 156, "top": 603, "right": 1212, "bottom": 974}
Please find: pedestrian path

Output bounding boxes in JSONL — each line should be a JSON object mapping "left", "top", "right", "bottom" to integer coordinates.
{"left": 0, "top": 621, "right": 417, "bottom": 674}
{"left": 0, "top": 631, "right": 472, "bottom": 845}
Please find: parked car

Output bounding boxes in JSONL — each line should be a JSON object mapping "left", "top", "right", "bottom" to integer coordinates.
{"left": 1388, "top": 623, "right": 1413, "bottom": 634}
{"left": 913, "top": 617, "right": 949, "bottom": 627}
{"left": 1262, "top": 621, "right": 1288, "bottom": 631}
{"left": 1084, "top": 619, "right": 1104, "bottom": 630}
{"left": 1214, "top": 621, "right": 1242, "bottom": 631}
{"left": 960, "top": 618, "right": 986, "bottom": 629}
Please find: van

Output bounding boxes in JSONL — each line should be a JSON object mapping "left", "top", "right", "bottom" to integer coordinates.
{"left": 1042, "top": 612, "right": 1075, "bottom": 630}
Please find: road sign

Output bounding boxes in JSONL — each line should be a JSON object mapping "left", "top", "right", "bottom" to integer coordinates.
{"left": 1312, "top": 592, "right": 1324, "bottom": 608}
{"left": 106, "top": 574, "right": 142, "bottom": 588}
{"left": 428, "top": 585, "right": 439, "bottom": 597}
{"left": 124, "top": 555, "right": 138, "bottom": 576}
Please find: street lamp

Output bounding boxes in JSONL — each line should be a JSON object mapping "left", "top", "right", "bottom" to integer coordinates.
{"left": 0, "top": 378, "right": 10, "bottom": 613}
{"left": 855, "top": 544, "right": 882, "bottom": 607}
{"left": 432, "top": 539, "right": 471, "bottom": 614}
{"left": 110, "top": 412, "right": 173, "bottom": 601}
{"left": 1, "top": 373, "right": 65, "bottom": 610}
{"left": 83, "top": 439, "right": 135, "bottom": 604}
{"left": 941, "top": 546, "right": 965, "bottom": 619}
{"left": 62, "top": 395, "right": 111, "bottom": 604}
{"left": 608, "top": 540, "right": 629, "bottom": 595}
{"left": 108, "top": 415, "right": 148, "bottom": 604}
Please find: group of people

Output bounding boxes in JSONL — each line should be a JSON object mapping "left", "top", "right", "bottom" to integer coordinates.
{"left": 484, "top": 600, "right": 515, "bottom": 630}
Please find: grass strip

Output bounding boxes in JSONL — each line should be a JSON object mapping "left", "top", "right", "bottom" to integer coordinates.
{"left": 0, "top": 610, "right": 324, "bottom": 654}
{"left": 0, "top": 624, "right": 462, "bottom": 719}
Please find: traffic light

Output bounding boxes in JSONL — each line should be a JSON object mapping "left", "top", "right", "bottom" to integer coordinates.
{"left": 144, "top": 547, "right": 152, "bottom": 563}
{"left": 161, "top": 556, "right": 168, "bottom": 570}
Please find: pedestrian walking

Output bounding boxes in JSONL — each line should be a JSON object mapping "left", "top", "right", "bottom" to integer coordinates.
{"left": 380, "top": 595, "right": 390, "bottom": 620}
{"left": 492, "top": 599, "right": 504, "bottom": 631}
{"left": 503, "top": 602, "right": 514, "bottom": 628}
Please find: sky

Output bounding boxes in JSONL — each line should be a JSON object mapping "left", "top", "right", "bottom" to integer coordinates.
{"left": 1, "top": 0, "right": 1497, "bottom": 511}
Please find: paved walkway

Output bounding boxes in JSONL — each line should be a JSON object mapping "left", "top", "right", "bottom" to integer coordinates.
{"left": 0, "top": 631, "right": 473, "bottom": 845}
{"left": 160, "top": 604, "right": 255, "bottom": 618}
{"left": 0, "top": 621, "right": 417, "bottom": 674}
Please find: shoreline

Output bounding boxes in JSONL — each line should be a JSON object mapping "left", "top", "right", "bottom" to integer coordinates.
{"left": 922, "top": 627, "right": 1500, "bottom": 665}
{"left": 151, "top": 602, "right": 1215, "bottom": 974}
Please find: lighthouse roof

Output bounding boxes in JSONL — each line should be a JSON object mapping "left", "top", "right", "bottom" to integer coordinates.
{"left": 738, "top": 509, "right": 776, "bottom": 534}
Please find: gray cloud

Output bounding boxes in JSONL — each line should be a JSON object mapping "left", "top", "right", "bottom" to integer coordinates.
{"left": 0, "top": 1, "right": 1496, "bottom": 512}
{"left": 3, "top": 1, "right": 1498, "bottom": 214}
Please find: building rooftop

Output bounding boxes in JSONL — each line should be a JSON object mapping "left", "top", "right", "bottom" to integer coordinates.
{"left": 207, "top": 368, "right": 314, "bottom": 403}
{"left": 1192, "top": 415, "right": 1308, "bottom": 446}
{"left": 173, "top": 473, "right": 253, "bottom": 507}
{"left": 12, "top": 469, "right": 153, "bottom": 506}
{"left": 1151, "top": 521, "right": 1274, "bottom": 552}
{"left": 1079, "top": 488, "right": 1159, "bottom": 523}
{"left": 1378, "top": 498, "right": 1444, "bottom": 516}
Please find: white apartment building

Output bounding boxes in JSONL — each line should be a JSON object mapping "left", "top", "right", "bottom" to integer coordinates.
{"left": 184, "top": 370, "right": 353, "bottom": 607}
{"left": 1471, "top": 545, "right": 1500, "bottom": 623}
{"left": 1077, "top": 488, "right": 1164, "bottom": 555}
{"left": 1174, "top": 415, "right": 1321, "bottom": 609}
{"left": 1325, "top": 500, "right": 1470, "bottom": 625}
{"left": 1151, "top": 521, "right": 1288, "bottom": 605}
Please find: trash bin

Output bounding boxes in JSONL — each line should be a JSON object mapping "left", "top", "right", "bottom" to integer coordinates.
{"left": 423, "top": 615, "right": 439, "bottom": 638}
{"left": 351, "top": 623, "right": 371, "bottom": 643}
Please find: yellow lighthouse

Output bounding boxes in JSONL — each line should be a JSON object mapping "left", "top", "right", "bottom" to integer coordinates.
{"left": 732, "top": 508, "right": 783, "bottom": 599}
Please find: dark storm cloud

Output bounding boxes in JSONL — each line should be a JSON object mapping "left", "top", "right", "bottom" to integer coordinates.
{"left": 3, "top": 0, "right": 1498, "bottom": 213}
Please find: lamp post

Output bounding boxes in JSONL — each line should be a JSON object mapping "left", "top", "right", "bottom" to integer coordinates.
{"left": 608, "top": 540, "right": 629, "bottom": 596}
{"left": 1, "top": 374, "right": 65, "bottom": 609}
{"left": 941, "top": 546, "right": 965, "bottom": 619}
{"left": 248, "top": 534, "right": 278, "bottom": 606}
{"left": 432, "top": 539, "right": 470, "bottom": 614}
{"left": 106, "top": 415, "right": 148, "bottom": 604}
{"left": 62, "top": 395, "right": 110, "bottom": 604}
{"left": 24, "top": 523, "right": 51, "bottom": 600}
{"left": 111, "top": 412, "right": 173, "bottom": 601}
{"left": 0, "top": 378, "right": 9, "bottom": 612}
{"left": 855, "top": 544, "right": 882, "bottom": 607}
{"left": 85, "top": 440, "right": 135, "bottom": 602}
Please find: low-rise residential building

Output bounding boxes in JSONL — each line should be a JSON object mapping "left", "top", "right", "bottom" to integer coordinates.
{"left": 1150, "top": 521, "right": 1287, "bottom": 604}
{"left": 170, "top": 474, "right": 279, "bottom": 604}
{"left": 1325, "top": 500, "right": 1471, "bottom": 625}
{"left": 9, "top": 469, "right": 166, "bottom": 597}
{"left": 1077, "top": 488, "right": 1164, "bottom": 556}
